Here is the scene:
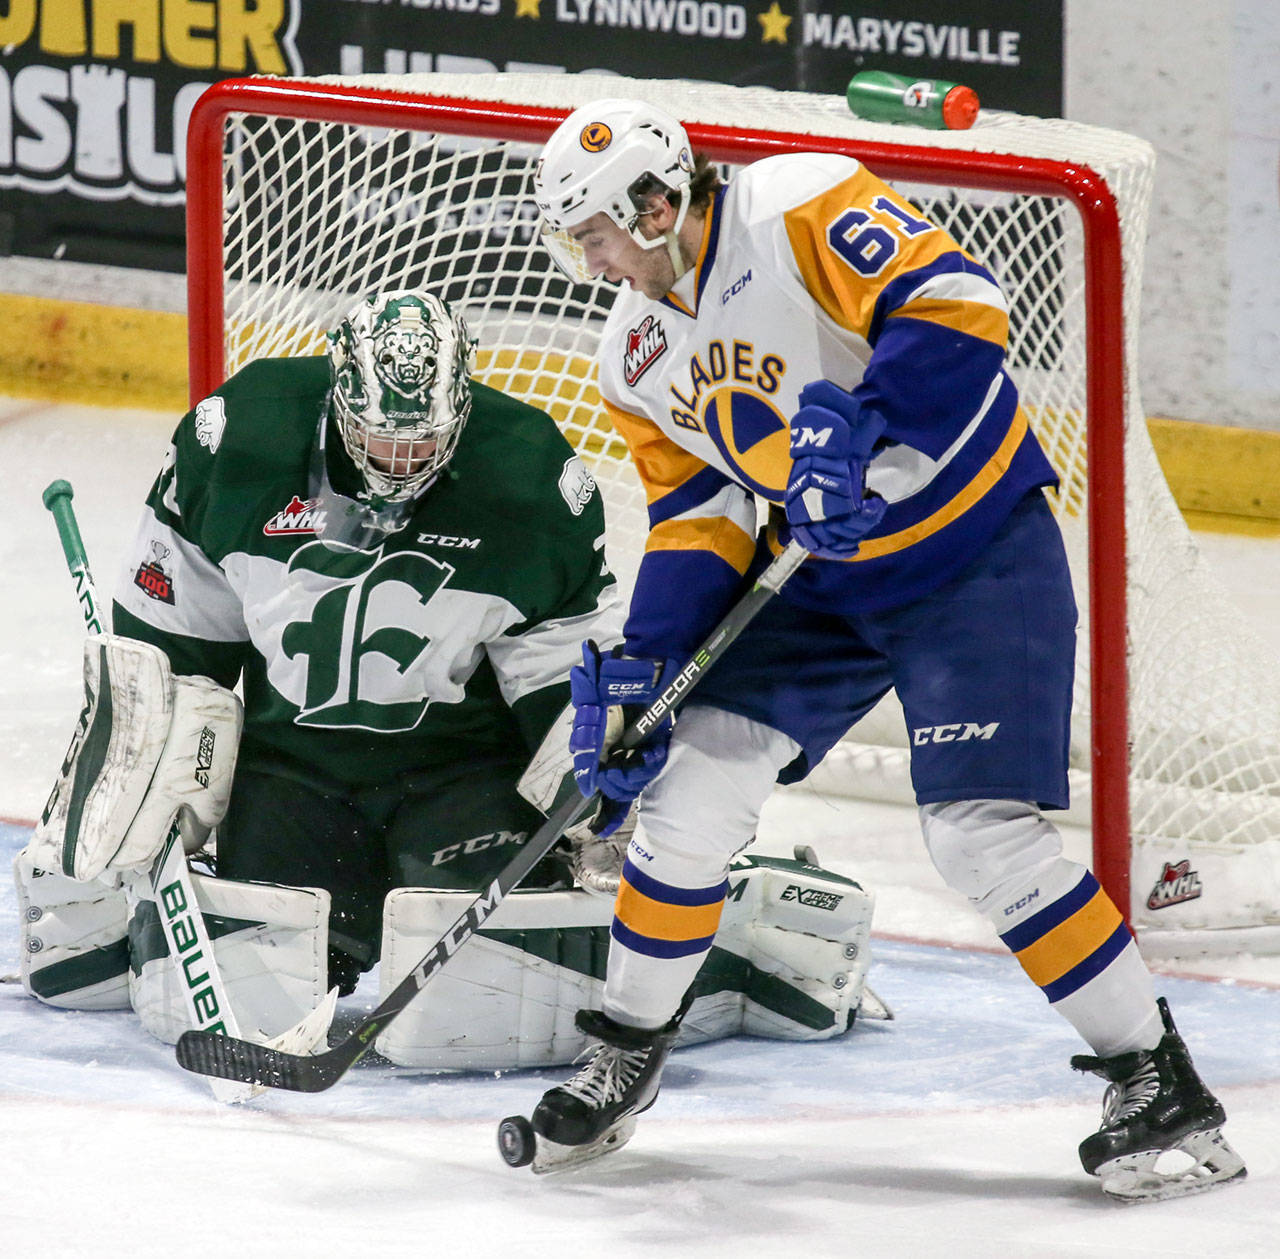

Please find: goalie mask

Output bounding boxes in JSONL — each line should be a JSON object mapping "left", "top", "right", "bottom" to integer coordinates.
{"left": 533, "top": 98, "right": 695, "bottom": 285}
{"left": 328, "top": 290, "right": 476, "bottom": 505}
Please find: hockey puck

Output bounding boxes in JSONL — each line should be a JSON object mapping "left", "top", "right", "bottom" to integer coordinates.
{"left": 497, "top": 1115, "right": 536, "bottom": 1168}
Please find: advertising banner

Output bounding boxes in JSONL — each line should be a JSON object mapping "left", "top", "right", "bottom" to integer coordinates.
{"left": 0, "top": 1, "right": 1062, "bottom": 272}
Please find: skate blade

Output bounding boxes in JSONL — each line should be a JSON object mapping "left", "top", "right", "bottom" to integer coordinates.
{"left": 531, "top": 1116, "right": 638, "bottom": 1175}
{"left": 1097, "top": 1127, "right": 1247, "bottom": 1203}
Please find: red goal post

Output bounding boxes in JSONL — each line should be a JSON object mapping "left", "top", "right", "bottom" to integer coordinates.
{"left": 184, "top": 73, "right": 1280, "bottom": 953}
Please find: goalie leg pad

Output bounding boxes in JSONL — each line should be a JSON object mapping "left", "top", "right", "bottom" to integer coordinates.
{"left": 376, "top": 850, "right": 873, "bottom": 1071}
{"left": 683, "top": 852, "right": 875, "bottom": 1043}
{"left": 377, "top": 887, "right": 614, "bottom": 1070}
{"left": 127, "top": 873, "right": 329, "bottom": 1045}
{"left": 13, "top": 844, "right": 131, "bottom": 1010}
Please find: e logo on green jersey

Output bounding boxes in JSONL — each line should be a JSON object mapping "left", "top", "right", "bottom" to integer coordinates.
{"left": 280, "top": 541, "right": 454, "bottom": 732}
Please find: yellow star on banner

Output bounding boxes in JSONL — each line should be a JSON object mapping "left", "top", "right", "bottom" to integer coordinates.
{"left": 515, "top": 0, "right": 541, "bottom": 17}
{"left": 758, "top": 1, "right": 791, "bottom": 43}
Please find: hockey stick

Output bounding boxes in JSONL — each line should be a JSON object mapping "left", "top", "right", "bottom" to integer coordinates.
{"left": 42, "top": 479, "right": 334, "bottom": 1103}
{"left": 175, "top": 540, "right": 811, "bottom": 1093}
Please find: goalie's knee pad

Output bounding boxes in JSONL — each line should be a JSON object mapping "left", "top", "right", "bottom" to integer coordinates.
{"left": 13, "top": 844, "right": 130, "bottom": 1010}
{"left": 127, "top": 873, "right": 329, "bottom": 1045}
{"left": 30, "top": 633, "right": 242, "bottom": 882}
{"left": 375, "top": 850, "right": 874, "bottom": 1071}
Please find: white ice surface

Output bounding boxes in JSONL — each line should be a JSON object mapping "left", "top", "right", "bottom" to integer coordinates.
{"left": 2, "top": 397, "right": 1278, "bottom": 1257}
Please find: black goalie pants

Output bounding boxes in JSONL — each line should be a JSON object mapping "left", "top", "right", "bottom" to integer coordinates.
{"left": 215, "top": 754, "right": 566, "bottom": 994}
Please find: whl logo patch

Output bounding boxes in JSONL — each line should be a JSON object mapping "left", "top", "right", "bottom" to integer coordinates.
{"left": 781, "top": 885, "right": 843, "bottom": 911}
{"left": 623, "top": 315, "right": 667, "bottom": 385}
{"left": 264, "top": 496, "right": 325, "bottom": 536}
{"left": 1146, "top": 860, "right": 1204, "bottom": 911}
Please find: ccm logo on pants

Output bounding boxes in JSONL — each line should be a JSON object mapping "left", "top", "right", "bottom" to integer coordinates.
{"left": 912, "top": 722, "right": 1000, "bottom": 745}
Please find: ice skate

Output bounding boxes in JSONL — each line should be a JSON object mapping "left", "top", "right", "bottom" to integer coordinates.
{"left": 497, "top": 1009, "right": 681, "bottom": 1174}
{"left": 1071, "top": 997, "right": 1246, "bottom": 1202}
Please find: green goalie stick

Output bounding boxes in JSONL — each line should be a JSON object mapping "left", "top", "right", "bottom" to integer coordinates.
{"left": 42, "top": 480, "right": 108, "bottom": 636}
{"left": 43, "top": 479, "right": 256, "bottom": 1101}
{"left": 42, "top": 479, "right": 334, "bottom": 1103}
{"left": 175, "top": 539, "right": 811, "bottom": 1093}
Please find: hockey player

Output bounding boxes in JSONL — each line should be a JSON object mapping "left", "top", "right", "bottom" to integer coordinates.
{"left": 18, "top": 288, "right": 880, "bottom": 1069}
{"left": 509, "top": 99, "right": 1246, "bottom": 1199}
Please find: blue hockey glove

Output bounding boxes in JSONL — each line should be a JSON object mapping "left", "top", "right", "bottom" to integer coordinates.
{"left": 569, "top": 641, "right": 678, "bottom": 836}
{"left": 784, "top": 380, "right": 888, "bottom": 560}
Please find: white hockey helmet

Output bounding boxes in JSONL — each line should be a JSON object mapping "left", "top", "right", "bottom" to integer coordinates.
{"left": 533, "top": 98, "right": 696, "bottom": 284}
{"left": 327, "top": 290, "right": 476, "bottom": 504}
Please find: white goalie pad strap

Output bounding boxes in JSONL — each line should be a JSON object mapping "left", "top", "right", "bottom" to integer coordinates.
{"left": 516, "top": 701, "right": 575, "bottom": 815}
{"left": 127, "top": 873, "right": 329, "bottom": 1046}
{"left": 375, "top": 853, "right": 874, "bottom": 1070}
{"left": 29, "top": 634, "right": 174, "bottom": 881}
{"left": 685, "top": 853, "right": 876, "bottom": 1044}
{"left": 13, "top": 844, "right": 131, "bottom": 1010}
{"left": 117, "top": 672, "right": 243, "bottom": 867}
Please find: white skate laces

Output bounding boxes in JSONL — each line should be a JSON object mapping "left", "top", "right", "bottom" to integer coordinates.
{"left": 562, "top": 1042, "right": 650, "bottom": 1109}
{"left": 1099, "top": 1057, "right": 1161, "bottom": 1126}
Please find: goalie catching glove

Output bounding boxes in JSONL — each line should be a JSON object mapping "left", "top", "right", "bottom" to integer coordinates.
{"left": 29, "top": 633, "right": 242, "bottom": 882}
{"left": 784, "top": 380, "right": 887, "bottom": 559}
{"left": 569, "top": 640, "right": 679, "bottom": 837}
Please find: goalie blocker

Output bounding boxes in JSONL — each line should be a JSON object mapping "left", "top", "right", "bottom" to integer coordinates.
{"left": 17, "top": 846, "right": 880, "bottom": 1065}
{"left": 29, "top": 633, "right": 242, "bottom": 882}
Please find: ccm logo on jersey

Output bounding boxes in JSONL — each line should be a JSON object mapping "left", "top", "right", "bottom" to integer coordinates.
{"left": 623, "top": 315, "right": 667, "bottom": 385}
{"left": 781, "top": 885, "right": 843, "bottom": 911}
{"left": 417, "top": 532, "right": 480, "bottom": 549}
{"left": 912, "top": 721, "right": 1000, "bottom": 745}
{"left": 721, "top": 270, "right": 752, "bottom": 304}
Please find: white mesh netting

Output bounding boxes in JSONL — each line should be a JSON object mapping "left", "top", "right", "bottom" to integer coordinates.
{"left": 202, "top": 73, "right": 1280, "bottom": 951}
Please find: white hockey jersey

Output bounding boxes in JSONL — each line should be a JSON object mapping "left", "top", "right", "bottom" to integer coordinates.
{"left": 596, "top": 152, "right": 1057, "bottom": 659}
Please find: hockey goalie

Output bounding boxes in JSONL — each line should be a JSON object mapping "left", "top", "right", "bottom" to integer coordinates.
{"left": 15, "top": 288, "right": 882, "bottom": 1074}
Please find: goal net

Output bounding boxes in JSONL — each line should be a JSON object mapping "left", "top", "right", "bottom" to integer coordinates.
{"left": 185, "top": 72, "right": 1280, "bottom": 955}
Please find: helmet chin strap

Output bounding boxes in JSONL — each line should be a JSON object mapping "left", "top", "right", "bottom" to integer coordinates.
{"left": 663, "top": 229, "right": 690, "bottom": 282}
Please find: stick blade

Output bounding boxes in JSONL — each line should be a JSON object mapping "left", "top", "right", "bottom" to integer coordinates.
{"left": 175, "top": 1029, "right": 343, "bottom": 1093}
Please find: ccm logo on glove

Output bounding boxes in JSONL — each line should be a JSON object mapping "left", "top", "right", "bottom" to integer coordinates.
{"left": 784, "top": 380, "right": 888, "bottom": 561}
{"left": 792, "top": 424, "right": 836, "bottom": 450}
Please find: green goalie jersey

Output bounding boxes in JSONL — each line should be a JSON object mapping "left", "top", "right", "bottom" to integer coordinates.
{"left": 112, "top": 356, "right": 622, "bottom": 791}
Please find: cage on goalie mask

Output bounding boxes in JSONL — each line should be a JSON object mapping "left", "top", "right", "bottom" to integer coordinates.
{"left": 328, "top": 290, "right": 476, "bottom": 504}
{"left": 534, "top": 98, "right": 695, "bottom": 285}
